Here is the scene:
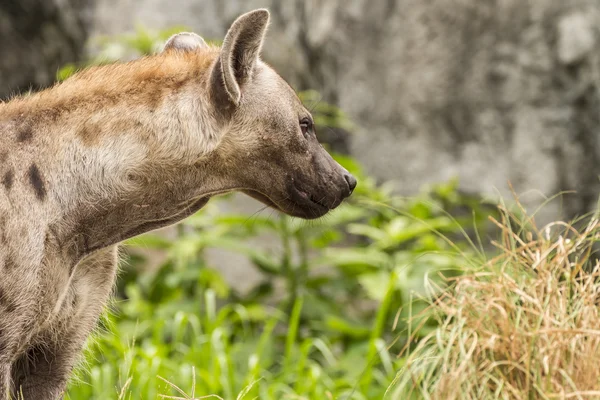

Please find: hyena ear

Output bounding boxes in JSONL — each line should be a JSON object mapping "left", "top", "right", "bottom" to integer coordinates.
{"left": 218, "top": 9, "right": 270, "bottom": 105}
{"left": 163, "top": 32, "right": 208, "bottom": 52}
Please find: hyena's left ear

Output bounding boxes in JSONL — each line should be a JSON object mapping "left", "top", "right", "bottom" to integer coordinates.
{"left": 163, "top": 32, "right": 208, "bottom": 52}
{"left": 217, "top": 9, "right": 270, "bottom": 105}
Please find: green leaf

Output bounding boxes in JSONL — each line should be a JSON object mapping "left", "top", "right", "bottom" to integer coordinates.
{"left": 359, "top": 272, "right": 392, "bottom": 301}
{"left": 249, "top": 252, "right": 281, "bottom": 275}
{"left": 324, "top": 315, "right": 371, "bottom": 338}
{"left": 199, "top": 268, "right": 230, "bottom": 298}
{"left": 378, "top": 217, "right": 454, "bottom": 249}
{"left": 214, "top": 214, "right": 277, "bottom": 231}
{"left": 347, "top": 223, "right": 387, "bottom": 242}
{"left": 321, "top": 248, "right": 392, "bottom": 271}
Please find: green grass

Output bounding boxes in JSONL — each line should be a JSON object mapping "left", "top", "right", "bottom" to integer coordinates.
{"left": 66, "top": 288, "right": 399, "bottom": 400}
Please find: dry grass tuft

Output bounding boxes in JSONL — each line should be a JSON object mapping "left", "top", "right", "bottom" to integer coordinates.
{"left": 389, "top": 202, "right": 600, "bottom": 399}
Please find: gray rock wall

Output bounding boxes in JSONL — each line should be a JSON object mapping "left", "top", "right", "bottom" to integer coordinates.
{"left": 0, "top": 0, "right": 91, "bottom": 100}
{"left": 92, "top": 0, "right": 600, "bottom": 219}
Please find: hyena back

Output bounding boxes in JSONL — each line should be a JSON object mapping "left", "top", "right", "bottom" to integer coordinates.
{"left": 0, "top": 9, "right": 355, "bottom": 399}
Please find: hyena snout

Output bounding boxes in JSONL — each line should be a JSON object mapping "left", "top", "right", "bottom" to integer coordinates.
{"left": 285, "top": 158, "right": 357, "bottom": 219}
{"left": 330, "top": 169, "right": 357, "bottom": 202}
{"left": 331, "top": 167, "right": 357, "bottom": 205}
{"left": 344, "top": 173, "right": 357, "bottom": 195}
{"left": 326, "top": 153, "right": 357, "bottom": 200}
{"left": 243, "top": 150, "right": 357, "bottom": 220}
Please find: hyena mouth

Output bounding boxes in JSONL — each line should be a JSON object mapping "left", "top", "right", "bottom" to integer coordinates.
{"left": 309, "top": 195, "right": 332, "bottom": 209}
{"left": 290, "top": 184, "right": 331, "bottom": 210}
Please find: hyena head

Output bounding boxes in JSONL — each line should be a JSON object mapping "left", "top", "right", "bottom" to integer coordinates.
{"left": 164, "top": 9, "right": 356, "bottom": 219}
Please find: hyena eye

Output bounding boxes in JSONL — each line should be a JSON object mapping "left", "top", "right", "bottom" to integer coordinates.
{"left": 299, "top": 118, "right": 313, "bottom": 138}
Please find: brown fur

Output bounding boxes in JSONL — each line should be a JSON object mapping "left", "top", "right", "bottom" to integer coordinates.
{"left": 1, "top": 50, "right": 216, "bottom": 131}
{"left": 0, "top": 9, "right": 355, "bottom": 399}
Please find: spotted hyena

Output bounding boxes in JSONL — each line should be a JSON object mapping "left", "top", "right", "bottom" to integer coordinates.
{"left": 0, "top": 9, "right": 356, "bottom": 399}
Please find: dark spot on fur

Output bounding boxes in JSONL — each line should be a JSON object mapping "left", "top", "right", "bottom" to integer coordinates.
{"left": 17, "top": 125, "right": 33, "bottom": 142}
{"left": 127, "top": 172, "right": 141, "bottom": 182}
{"left": 0, "top": 152, "right": 8, "bottom": 163}
{"left": 0, "top": 288, "right": 16, "bottom": 313}
{"left": 28, "top": 164, "right": 46, "bottom": 200}
{"left": 0, "top": 217, "right": 6, "bottom": 244}
{"left": 2, "top": 169, "right": 13, "bottom": 190}
{"left": 4, "top": 257, "right": 16, "bottom": 271}
{"left": 4, "top": 300, "right": 16, "bottom": 314}
{"left": 0, "top": 334, "right": 7, "bottom": 353}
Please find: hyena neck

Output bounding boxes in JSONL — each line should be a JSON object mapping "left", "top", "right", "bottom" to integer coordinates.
{"left": 0, "top": 50, "right": 232, "bottom": 263}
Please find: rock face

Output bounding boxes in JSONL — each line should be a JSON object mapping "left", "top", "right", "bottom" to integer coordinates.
{"left": 3, "top": 1, "right": 600, "bottom": 218}
{"left": 91, "top": 0, "right": 600, "bottom": 219}
{"left": 0, "top": 0, "right": 90, "bottom": 100}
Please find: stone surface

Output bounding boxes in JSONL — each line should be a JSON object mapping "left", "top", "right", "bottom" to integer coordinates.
{"left": 557, "top": 12, "right": 596, "bottom": 65}
{"left": 90, "top": 0, "right": 600, "bottom": 221}
{"left": 0, "top": 0, "right": 91, "bottom": 100}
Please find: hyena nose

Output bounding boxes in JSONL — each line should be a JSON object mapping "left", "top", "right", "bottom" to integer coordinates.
{"left": 344, "top": 173, "right": 357, "bottom": 196}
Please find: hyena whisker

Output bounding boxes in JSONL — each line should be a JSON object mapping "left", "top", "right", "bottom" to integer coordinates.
{"left": 243, "top": 205, "right": 270, "bottom": 227}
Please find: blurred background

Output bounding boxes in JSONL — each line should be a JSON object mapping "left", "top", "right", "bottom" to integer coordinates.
{"left": 3, "top": 0, "right": 600, "bottom": 399}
